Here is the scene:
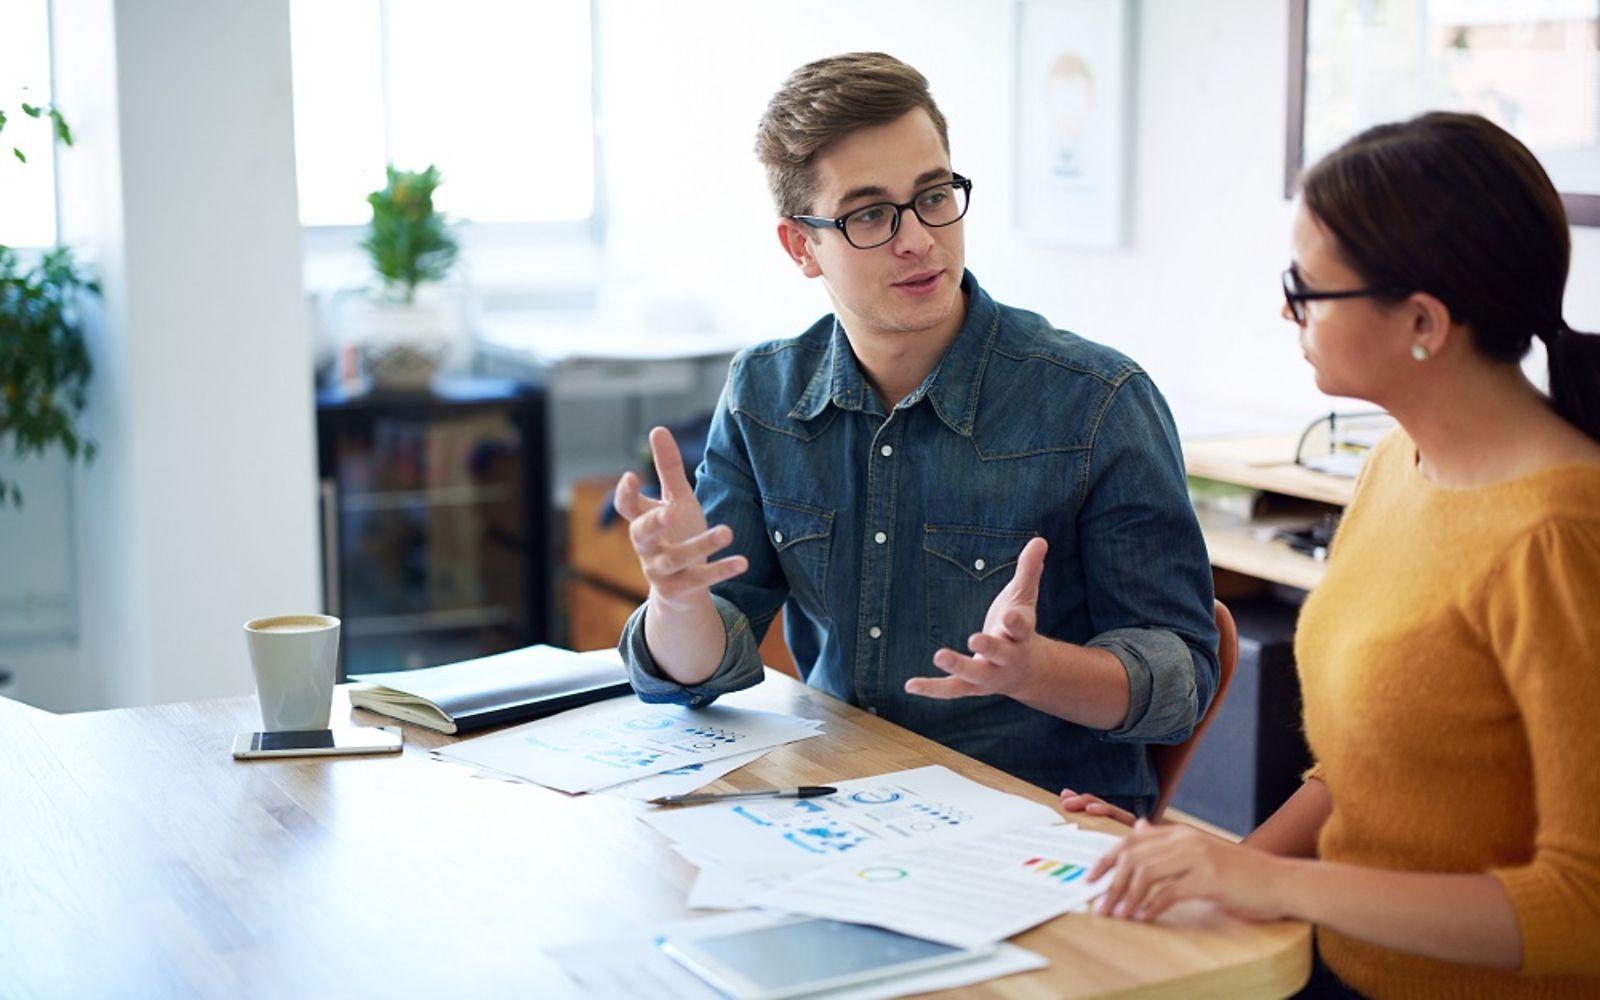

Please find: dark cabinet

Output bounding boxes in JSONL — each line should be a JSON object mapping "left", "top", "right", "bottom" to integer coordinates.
{"left": 1170, "top": 597, "right": 1312, "bottom": 835}
{"left": 316, "top": 378, "right": 550, "bottom": 677}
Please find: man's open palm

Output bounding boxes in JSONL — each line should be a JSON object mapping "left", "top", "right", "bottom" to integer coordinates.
{"left": 905, "top": 536, "right": 1049, "bottom": 700}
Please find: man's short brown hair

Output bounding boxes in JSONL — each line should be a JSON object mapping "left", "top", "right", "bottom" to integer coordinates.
{"left": 754, "top": 52, "right": 950, "bottom": 218}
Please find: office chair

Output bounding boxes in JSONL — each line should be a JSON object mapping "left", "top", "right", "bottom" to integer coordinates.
{"left": 1150, "top": 599, "right": 1239, "bottom": 821}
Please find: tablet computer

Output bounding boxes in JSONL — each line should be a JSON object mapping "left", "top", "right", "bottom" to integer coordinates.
{"left": 657, "top": 915, "right": 991, "bottom": 999}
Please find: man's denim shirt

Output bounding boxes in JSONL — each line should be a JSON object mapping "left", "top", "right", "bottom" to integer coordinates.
{"left": 620, "top": 270, "right": 1218, "bottom": 813}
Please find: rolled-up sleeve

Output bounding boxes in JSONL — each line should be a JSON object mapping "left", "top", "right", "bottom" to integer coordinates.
{"left": 1088, "top": 626, "right": 1199, "bottom": 741}
{"left": 619, "top": 594, "right": 765, "bottom": 706}
{"left": 1075, "top": 372, "right": 1218, "bottom": 745}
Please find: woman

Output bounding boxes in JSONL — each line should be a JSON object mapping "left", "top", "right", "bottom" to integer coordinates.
{"left": 1063, "top": 112, "right": 1600, "bottom": 998}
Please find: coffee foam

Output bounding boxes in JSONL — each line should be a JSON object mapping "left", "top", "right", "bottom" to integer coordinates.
{"left": 247, "top": 614, "right": 337, "bottom": 634}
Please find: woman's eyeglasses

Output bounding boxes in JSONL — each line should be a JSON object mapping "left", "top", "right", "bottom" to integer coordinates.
{"left": 1282, "top": 267, "right": 1408, "bottom": 326}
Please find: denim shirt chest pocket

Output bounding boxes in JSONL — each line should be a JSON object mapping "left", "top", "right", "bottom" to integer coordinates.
{"left": 923, "top": 525, "right": 1036, "bottom": 649}
{"left": 762, "top": 496, "right": 835, "bottom": 625}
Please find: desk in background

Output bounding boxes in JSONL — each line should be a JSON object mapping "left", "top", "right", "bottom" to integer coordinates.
{"left": 0, "top": 676, "right": 1309, "bottom": 998}
{"left": 473, "top": 318, "right": 744, "bottom": 495}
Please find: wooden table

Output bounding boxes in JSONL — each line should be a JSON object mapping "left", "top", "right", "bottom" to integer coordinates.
{"left": 0, "top": 673, "right": 1309, "bottom": 998}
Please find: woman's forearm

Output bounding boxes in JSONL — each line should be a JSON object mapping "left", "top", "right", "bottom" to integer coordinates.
{"left": 1275, "top": 859, "right": 1523, "bottom": 969}
{"left": 1243, "top": 779, "right": 1331, "bottom": 858}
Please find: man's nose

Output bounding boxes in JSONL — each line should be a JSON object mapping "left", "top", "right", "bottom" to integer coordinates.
{"left": 891, "top": 208, "right": 936, "bottom": 254}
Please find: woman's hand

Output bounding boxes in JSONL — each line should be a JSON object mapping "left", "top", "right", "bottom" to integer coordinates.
{"left": 1090, "top": 820, "right": 1293, "bottom": 923}
{"left": 1059, "top": 788, "right": 1137, "bottom": 827}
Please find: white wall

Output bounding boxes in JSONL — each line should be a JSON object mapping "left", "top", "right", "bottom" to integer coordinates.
{"left": 596, "top": 0, "right": 1600, "bottom": 428}
{"left": 5, "top": 0, "right": 1596, "bottom": 709}
{"left": 3, "top": 0, "right": 321, "bottom": 711}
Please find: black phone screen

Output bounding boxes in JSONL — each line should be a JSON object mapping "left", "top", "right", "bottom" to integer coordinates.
{"left": 254, "top": 730, "right": 340, "bottom": 751}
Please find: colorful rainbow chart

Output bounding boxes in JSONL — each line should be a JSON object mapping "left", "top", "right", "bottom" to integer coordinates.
{"left": 1022, "top": 856, "right": 1087, "bottom": 884}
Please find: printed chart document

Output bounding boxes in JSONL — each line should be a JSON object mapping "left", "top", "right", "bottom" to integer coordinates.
{"left": 644, "top": 765, "right": 1060, "bottom": 870}
{"left": 749, "top": 824, "right": 1121, "bottom": 948}
{"left": 599, "top": 748, "right": 771, "bottom": 801}
{"left": 447, "top": 745, "right": 773, "bottom": 800}
{"left": 547, "top": 910, "right": 1048, "bottom": 1000}
{"left": 434, "top": 699, "right": 823, "bottom": 793}
{"left": 643, "top": 765, "right": 1063, "bottom": 908}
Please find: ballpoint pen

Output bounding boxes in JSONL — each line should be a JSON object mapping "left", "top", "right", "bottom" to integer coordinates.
{"left": 648, "top": 785, "right": 838, "bottom": 807}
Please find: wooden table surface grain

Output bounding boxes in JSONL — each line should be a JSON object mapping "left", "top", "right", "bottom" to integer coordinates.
{"left": 0, "top": 672, "right": 1309, "bottom": 999}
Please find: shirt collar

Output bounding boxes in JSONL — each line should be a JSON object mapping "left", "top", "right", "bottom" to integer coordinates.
{"left": 787, "top": 269, "right": 997, "bottom": 437}
{"left": 789, "top": 316, "right": 872, "bottom": 419}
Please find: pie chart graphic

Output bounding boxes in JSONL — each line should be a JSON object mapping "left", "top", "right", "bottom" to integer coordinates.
{"left": 849, "top": 790, "right": 902, "bottom": 805}
{"left": 856, "top": 866, "right": 909, "bottom": 882}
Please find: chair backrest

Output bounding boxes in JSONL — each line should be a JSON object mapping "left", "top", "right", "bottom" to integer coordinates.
{"left": 1150, "top": 599, "right": 1239, "bottom": 822}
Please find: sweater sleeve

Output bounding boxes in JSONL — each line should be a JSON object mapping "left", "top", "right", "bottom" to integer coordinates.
{"left": 1481, "top": 520, "right": 1600, "bottom": 977}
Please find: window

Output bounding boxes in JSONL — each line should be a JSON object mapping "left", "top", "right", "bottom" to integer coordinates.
{"left": 0, "top": 0, "right": 58, "bottom": 248}
{"left": 289, "top": 0, "right": 597, "bottom": 229}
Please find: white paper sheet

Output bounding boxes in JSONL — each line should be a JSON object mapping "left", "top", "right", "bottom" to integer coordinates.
{"left": 750, "top": 824, "right": 1121, "bottom": 948}
{"left": 686, "top": 861, "right": 800, "bottom": 911}
{"left": 545, "top": 910, "right": 1049, "bottom": 1000}
{"left": 600, "top": 747, "right": 770, "bottom": 800}
{"left": 641, "top": 765, "right": 1061, "bottom": 872}
{"left": 434, "top": 699, "right": 822, "bottom": 793}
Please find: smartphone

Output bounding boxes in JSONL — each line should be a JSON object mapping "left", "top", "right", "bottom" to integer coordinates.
{"left": 231, "top": 727, "right": 403, "bottom": 759}
{"left": 657, "top": 916, "right": 992, "bottom": 999}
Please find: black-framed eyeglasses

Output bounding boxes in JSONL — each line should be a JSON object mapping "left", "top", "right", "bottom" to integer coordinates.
{"left": 792, "top": 173, "right": 972, "bottom": 250}
{"left": 1281, "top": 266, "right": 1407, "bottom": 326}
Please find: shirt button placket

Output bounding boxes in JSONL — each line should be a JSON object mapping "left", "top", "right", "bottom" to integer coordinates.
{"left": 859, "top": 419, "right": 901, "bottom": 708}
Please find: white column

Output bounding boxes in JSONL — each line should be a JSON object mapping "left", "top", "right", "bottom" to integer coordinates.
{"left": 47, "top": 0, "right": 320, "bottom": 707}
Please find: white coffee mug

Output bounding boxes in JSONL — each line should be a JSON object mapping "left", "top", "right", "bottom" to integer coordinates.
{"left": 243, "top": 614, "right": 340, "bottom": 731}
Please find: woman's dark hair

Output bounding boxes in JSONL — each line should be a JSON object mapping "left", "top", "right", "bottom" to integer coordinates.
{"left": 1299, "top": 111, "right": 1600, "bottom": 443}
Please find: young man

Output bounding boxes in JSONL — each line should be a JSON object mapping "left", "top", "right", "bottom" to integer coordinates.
{"left": 613, "top": 53, "right": 1216, "bottom": 813}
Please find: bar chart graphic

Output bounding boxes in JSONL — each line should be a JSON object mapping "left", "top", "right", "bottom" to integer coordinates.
{"left": 1022, "top": 855, "right": 1088, "bottom": 883}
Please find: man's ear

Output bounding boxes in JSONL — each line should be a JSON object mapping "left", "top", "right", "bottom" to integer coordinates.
{"left": 776, "top": 219, "right": 824, "bottom": 279}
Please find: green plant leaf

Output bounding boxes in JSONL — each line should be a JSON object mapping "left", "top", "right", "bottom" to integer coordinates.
{"left": 0, "top": 243, "right": 100, "bottom": 507}
{"left": 12, "top": 147, "right": 24, "bottom": 164}
{"left": 362, "top": 163, "right": 458, "bottom": 300}
{"left": 48, "top": 108, "right": 73, "bottom": 146}
{"left": 20, "top": 102, "right": 41, "bottom": 118}
{"left": 0, "top": 109, "right": 8, "bottom": 134}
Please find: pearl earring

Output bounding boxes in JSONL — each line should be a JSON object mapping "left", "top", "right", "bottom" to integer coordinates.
{"left": 1411, "top": 343, "right": 1430, "bottom": 362}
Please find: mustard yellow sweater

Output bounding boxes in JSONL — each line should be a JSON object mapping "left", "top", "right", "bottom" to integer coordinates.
{"left": 1295, "top": 430, "right": 1600, "bottom": 1000}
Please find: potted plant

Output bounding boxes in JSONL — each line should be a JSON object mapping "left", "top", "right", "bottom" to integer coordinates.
{"left": 0, "top": 99, "right": 97, "bottom": 507}
{"left": 345, "top": 164, "right": 462, "bottom": 391}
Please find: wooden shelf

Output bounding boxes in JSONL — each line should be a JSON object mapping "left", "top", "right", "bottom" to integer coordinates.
{"left": 1200, "top": 525, "right": 1327, "bottom": 591}
{"left": 1184, "top": 434, "right": 1351, "bottom": 592}
{"left": 1184, "top": 435, "right": 1356, "bottom": 507}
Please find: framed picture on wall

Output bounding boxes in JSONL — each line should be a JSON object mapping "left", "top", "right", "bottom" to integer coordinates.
{"left": 1014, "top": 0, "right": 1137, "bottom": 247}
{"left": 1286, "top": 0, "right": 1600, "bottom": 225}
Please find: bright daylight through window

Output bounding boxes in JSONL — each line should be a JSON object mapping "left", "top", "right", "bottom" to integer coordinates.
{"left": 0, "top": 0, "right": 58, "bottom": 248}
{"left": 289, "top": 0, "right": 596, "bottom": 228}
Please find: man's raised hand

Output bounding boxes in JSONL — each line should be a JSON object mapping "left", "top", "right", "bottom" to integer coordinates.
{"left": 613, "top": 427, "right": 747, "bottom": 608}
